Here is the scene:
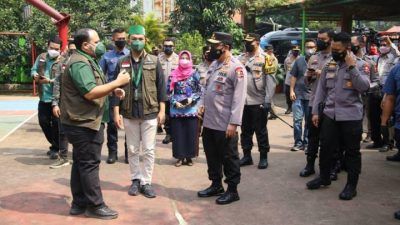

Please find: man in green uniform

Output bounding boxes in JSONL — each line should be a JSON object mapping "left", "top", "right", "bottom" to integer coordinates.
{"left": 60, "top": 28, "right": 130, "bottom": 219}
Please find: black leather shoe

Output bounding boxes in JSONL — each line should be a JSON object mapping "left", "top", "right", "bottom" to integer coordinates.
{"left": 140, "top": 184, "right": 156, "bottom": 198}
{"left": 128, "top": 179, "right": 141, "bottom": 196}
{"left": 162, "top": 135, "right": 172, "bottom": 144}
{"left": 106, "top": 155, "right": 117, "bottom": 164}
{"left": 379, "top": 145, "right": 391, "bottom": 152}
{"left": 339, "top": 184, "right": 357, "bottom": 200}
{"left": 365, "top": 143, "right": 383, "bottom": 149}
{"left": 198, "top": 185, "right": 225, "bottom": 197}
{"left": 257, "top": 153, "right": 268, "bottom": 169}
{"left": 387, "top": 152, "right": 400, "bottom": 162}
{"left": 69, "top": 204, "right": 86, "bottom": 215}
{"left": 216, "top": 191, "right": 240, "bottom": 205}
{"left": 239, "top": 153, "right": 253, "bottom": 167}
{"left": 284, "top": 108, "right": 292, "bottom": 114}
{"left": 306, "top": 177, "right": 331, "bottom": 190}
{"left": 299, "top": 167, "right": 315, "bottom": 177}
{"left": 124, "top": 157, "right": 129, "bottom": 164}
{"left": 85, "top": 205, "right": 118, "bottom": 220}
{"left": 394, "top": 210, "right": 400, "bottom": 220}
{"left": 49, "top": 151, "right": 59, "bottom": 160}
{"left": 330, "top": 171, "right": 338, "bottom": 181}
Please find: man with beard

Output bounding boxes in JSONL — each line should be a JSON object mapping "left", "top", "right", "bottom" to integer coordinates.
{"left": 158, "top": 37, "right": 179, "bottom": 143}
{"left": 197, "top": 32, "right": 247, "bottom": 205}
{"left": 307, "top": 32, "right": 370, "bottom": 201}
{"left": 299, "top": 28, "right": 334, "bottom": 177}
{"left": 237, "top": 33, "right": 270, "bottom": 169}
{"left": 99, "top": 28, "right": 130, "bottom": 164}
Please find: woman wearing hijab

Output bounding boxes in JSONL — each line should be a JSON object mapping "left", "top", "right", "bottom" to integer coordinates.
{"left": 167, "top": 50, "right": 203, "bottom": 167}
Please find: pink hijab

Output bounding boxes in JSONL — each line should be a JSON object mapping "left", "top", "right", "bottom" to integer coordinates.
{"left": 169, "top": 50, "right": 194, "bottom": 91}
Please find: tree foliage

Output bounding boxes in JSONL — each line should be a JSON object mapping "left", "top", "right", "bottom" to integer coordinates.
{"left": 171, "top": 0, "right": 244, "bottom": 49}
{"left": 175, "top": 31, "right": 205, "bottom": 64}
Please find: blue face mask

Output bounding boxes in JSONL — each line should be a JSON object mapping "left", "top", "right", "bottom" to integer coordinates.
{"left": 164, "top": 46, "right": 173, "bottom": 55}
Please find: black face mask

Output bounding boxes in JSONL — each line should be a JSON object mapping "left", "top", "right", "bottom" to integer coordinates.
{"left": 68, "top": 49, "right": 76, "bottom": 56}
{"left": 317, "top": 39, "right": 330, "bottom": 51}
{"left": 292, "top": 50, "right": 300, "bottom": 57}
{"left": 245, "top": 42, "right": 255, "bottom": 52}
{"left": 164, "top": 47, "right": 173, "bottom": 55}
{"left": 209, "top": 47, "right": 224, "bottom": 60}
{"left": 204, "top": 52, "right": 213, "bottom": 62}
{"left": 332, "top": 50, "right": 347, "bottom": 62}
{"left": 351, "top": 45, "right": 360, "bottom": 55}
{"left": 115, "top": 40, "right": 126, "bottom": 49}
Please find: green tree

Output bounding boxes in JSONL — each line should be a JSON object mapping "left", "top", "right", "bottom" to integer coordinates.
{"left": 129, "top": 14, "right": 166, "bottom": 52}
{"left": 243, "top": 0, "right": 289, "bottom": 32}
{"left": 171, "top": 0, "right": 244, "bottom": 48}
{"left": 175, "top": 31, "right": 205, "bottom": 64}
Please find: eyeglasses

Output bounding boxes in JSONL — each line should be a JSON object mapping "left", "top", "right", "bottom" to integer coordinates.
{"left": 164, "top": 45, "right": 174, "bottom": 48}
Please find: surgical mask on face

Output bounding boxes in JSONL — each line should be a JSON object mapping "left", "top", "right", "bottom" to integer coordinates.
{"left": 305, "top": 48, "right": 316, "bottom": 57}
{"left": 115, "top": 40, "right": 126, "bottom": 49}
{"left": 48, "top": 49, "right": 60, "bottom": 59}
{"left": 92, "top": 42, "right": 106, "bottom": 59}
{"left": 179, "top": 59, "right": 191, "bottom": 68}
{"left": 245, "top": 42, "right": 255, "bottom": 52}
{"left": 164, "top": 46, "right": 173, "bottom": 55}
{"left": 317, "top": 39, "right": 330, "bottom": 51}
{"left": 209, "top": 47, "right": 224, "bottom": 60}
{"left": 379, "top": 46, "right": 391, "bottom": 54}
{"left": 332, "top": 50, "right": 347, "bottom": 62}
{"left": 130, "top": 40, "right": 145, "bottom": 52}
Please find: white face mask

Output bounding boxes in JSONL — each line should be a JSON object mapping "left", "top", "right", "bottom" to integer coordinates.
{"left": 306, "top": 49, "right": 316, "bottom": 56}
{"left": 48, "top": 49, "right": 60, "bottom": 59}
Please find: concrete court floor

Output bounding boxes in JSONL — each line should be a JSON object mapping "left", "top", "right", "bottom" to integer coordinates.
{"left": 0, "top": 94, "right": 400, "bottom": 225}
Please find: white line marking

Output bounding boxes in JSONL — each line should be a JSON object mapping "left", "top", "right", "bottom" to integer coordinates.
{"left": 171, "top": 200, "right": 188, "bottom": 225}
{"left": 0, "top": 111, "right": 37, "bottom": 143}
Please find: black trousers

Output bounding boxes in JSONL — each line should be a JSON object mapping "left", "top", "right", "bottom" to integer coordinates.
{"left": 202, "top": 127, "right": 241, "bottom": 187}
{"left": 164, "top": 101, "right": 171, "bottom": 135}
{"left": 284, "top": 84, "right": 292, "bottom": 110}
{"left": 319, "top": 115, "right": 362, "bottom": 181}
{"left": 306, "top": 106, "right": 319, "bottom": 158}
{"left": 58, "top": 121, "right": 68, "bottom": 158}
{"left": 107, "top": 98, "right": 127, "bottom": 157}
{"left": 369, "top": 93, "right": 384, "bottom": 145}
{"left": 64, "top": 124, "right": 105, "bottom": 209}
{"left": 240, "top": 105, "right": 270, "bottom": 153}
{"left": 38, "top": 101, "right": 59, "bottom": 152}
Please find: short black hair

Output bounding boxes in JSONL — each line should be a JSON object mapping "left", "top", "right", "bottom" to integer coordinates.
{"left": 113, "top": 28, "right": 125, "bottom": 34}
{"left": 163, "top": 37, "right": 175, "bottom": 44}
{"left": 305, "top": 39, "right": 316, "bottom": 45}
{"left": 351, "top": 35, "right": 365, "bottom": 44}
{"left": 318, "top": 28, "right": 335, "bottom": 39}
{"left": 333, "top": 32, "right": 351, "bottom": 45}
{"left": 48, "top": 35, "right": 62, "bottom": 46}
{"left": 74, "top": 28, "right": 94, "bottom": 51}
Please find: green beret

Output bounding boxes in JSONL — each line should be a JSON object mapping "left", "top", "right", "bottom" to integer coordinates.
{"left": 128, "top": 25, "right": 146, "bottom": 35}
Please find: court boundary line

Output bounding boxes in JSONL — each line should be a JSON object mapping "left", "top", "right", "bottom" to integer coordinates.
{"left": 0, "top": 111, "right": 38, "bottom": 143}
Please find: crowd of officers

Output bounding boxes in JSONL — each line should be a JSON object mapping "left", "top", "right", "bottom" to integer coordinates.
{"left": 30, "top": 25, "right": 400, "bottom": 220}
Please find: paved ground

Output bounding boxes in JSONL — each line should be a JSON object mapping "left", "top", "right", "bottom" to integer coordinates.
{"left": 1, "top": 94, "right": 400, "bottom": 225}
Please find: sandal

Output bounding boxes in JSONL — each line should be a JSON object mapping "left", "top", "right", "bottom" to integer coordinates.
{"left": 175, "top": 159, "right": 183, "bottom": 167}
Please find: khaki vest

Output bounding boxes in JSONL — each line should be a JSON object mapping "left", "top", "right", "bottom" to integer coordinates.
{"left": 118, "top": 53, "right": 159, "bottom": 118}
{"left": 60, "top": 52, "right": 106, "bottom": 131}
{"left": 37, "top": 53, "right": 62, "bottom": 98}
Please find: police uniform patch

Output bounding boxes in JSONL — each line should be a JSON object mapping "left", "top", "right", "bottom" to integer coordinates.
{"left": 235, "top": 67, "right": 244, "bottom": 78}
{"left": 121, "top": 62, "right": 131, "bottom": 68}
{"left": 346, "top": 81, "right": 353, "bottom": 88}
{"left": 363, "top": 64, "right": 370, "bottom": 74}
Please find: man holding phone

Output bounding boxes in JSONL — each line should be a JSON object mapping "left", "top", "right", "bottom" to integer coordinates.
{"left": 307, "top": 32, "right": 370, "bottom": 201}
{"left": 31, "top": 36, "right": 64, "bottom": 160}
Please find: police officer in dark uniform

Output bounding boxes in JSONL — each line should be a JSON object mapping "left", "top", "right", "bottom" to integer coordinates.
{"left": 237, "top": 33, "right": 270, "bottom": 169}
{"left": 197, "top": 32, "right": 247, "bottom": 205}
{"left": 307, "top": 32, "right": 370, "bottom": 200}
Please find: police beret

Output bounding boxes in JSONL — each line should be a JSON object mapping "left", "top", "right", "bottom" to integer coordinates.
{"left": 207, "top": 32, "right": 233, "bottom": 45}
{"left": 244, "top": 33, "right": 260, "bottom": 42}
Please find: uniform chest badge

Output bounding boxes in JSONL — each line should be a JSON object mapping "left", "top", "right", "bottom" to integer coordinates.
{"left": 346, "top": 81, "right": 353, "bottom": 88}
{"left": 363, "top": 64, "right": 370, "bottom": 74}
{"left": 121, "top": 62, "right": 131, "bottom": 68}
{"left": 235, "top": 67, "right": 244, "bottom": 78}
